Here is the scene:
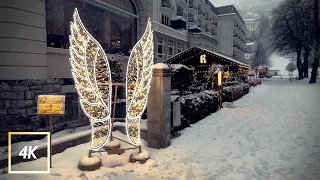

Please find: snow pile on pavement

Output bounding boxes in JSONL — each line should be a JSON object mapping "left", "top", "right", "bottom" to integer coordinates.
{"left": 1, "top": 78, "right": 320, "bottom": 180}
{"left": 130, "top": 150, "right": 150, "bottom": 161}
{"left": 79, "top": 155, "right": 101, "bottom": 167}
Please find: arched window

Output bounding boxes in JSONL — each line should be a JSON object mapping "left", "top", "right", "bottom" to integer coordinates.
{"left": 101, "top": 0, "right": 137, "bottom": 14}
{"left": 46, "top": 0, "right": 137, "bottom": 56}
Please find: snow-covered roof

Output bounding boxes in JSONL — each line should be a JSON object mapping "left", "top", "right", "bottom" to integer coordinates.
{"left": 217, "top": 13, "right": 237, "bottom": 17}
{"left": 170, "top": 64, "right": 190, "bottom": 70}
{"left": 164, "top": 46, "right": 251, "bottom": 68}
{"left": 189, "top": 25, "right": 200, "bottom": 29}
{"left": 153, "top": 63, "right": 169, "bottom": 69}
{"left": 246, "top": 42, "right": 256, "bottom": 46}
{"left": 244, "top": 19, "right": 257, "bottom": 21}
{"left": 171, "top": 16, "right": 186, "bottom": 21}
{"left": 197, "top": 47, "right": 251, "bottom": 68}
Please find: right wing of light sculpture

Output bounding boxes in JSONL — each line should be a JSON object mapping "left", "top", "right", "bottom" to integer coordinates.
{"left": 69, "top": 8, "right": 112, "bottom": 150}
{"left": 126, "top": 18, "right": 154, "bottom": 146}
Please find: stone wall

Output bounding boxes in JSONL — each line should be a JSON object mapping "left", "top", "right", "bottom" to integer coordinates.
{"left": 0, "top": 79, "right": 72, "bottom": 146}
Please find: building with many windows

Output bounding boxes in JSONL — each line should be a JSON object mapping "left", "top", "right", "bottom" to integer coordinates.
{"left": 153, "top": 0, "right": 219, "bottom": 62}
{"left": 244, "top": 18, "right": 259, "bottom": 37}
{"left": 216, "top": 5, "right": 248, "bottom": 63}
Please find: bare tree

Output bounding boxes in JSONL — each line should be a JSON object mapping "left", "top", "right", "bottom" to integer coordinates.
{"left": 250, "top": 41, "right": 267, "bottom": 78}
{"left": 266, "top": 58, "right": 273, "bottom": 77}
{"left": 270, "top": 0, "right": 312, "bottom": 80}
{"left": 310, "top": 0, "right": 320, "bottom": 83}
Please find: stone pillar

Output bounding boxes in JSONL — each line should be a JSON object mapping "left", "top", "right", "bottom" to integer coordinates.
{"left": 147, "top": 63, "right": 172, "bottom": 148}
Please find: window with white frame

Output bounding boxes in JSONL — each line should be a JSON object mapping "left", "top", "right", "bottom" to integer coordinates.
{"left": 168, "top": 39, "right": 174, "bottom": 57}
{"left": 157, "top": 37, "right": 165, "bottom": 59}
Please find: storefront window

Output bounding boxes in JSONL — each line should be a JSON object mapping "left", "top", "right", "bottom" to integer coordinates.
{"left": 46, "top": 0, "right": 137, "bottom": 56}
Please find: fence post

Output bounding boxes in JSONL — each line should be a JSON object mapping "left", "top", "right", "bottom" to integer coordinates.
{"left": 147, "top": 63, "right": 172, "bottom": 148}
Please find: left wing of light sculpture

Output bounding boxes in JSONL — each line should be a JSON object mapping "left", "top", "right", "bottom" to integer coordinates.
{"left": 126, "top": 18, "right": 154, "bottom": 146}
{"left": 69, "top": 8, "right": 112, "bottom": 150}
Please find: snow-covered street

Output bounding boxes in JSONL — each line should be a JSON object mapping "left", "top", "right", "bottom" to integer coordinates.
{"left": 2, "top": 78, "right": 320, "bottom": 180}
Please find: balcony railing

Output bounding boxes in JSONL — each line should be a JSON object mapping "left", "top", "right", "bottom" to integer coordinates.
{"left": 204, "top": 25, "right": 209, "bottom": 32}
{"left": 153, "top": 21, "right": 188, "bottom": 42}
{"left": 189, "top": 1, "right": 193, "bottom": 8}
{"left": 189, "top": 3, "right": 197, "bottom": 11}
{"left": 177, "top": 12, "right": 187, "bottom": 19}
{"left": 162, "top": 0, "right": 174, "bottom": 11}
{"left": 188, "top": 16, "right": 194, "bottom": 22}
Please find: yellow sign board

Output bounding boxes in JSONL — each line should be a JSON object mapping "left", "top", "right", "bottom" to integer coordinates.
{"left": 37, "top": 95, "right": 65, "bottom": 115}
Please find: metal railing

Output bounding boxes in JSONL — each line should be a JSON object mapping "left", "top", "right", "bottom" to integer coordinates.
{"left": 162, "top": 0, "right": 174, "bottom": 11}
{"left": 153, "top": 21, "right": 188, "bottom": 41}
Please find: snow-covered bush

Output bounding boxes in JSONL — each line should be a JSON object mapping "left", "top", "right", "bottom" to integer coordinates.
{"left": 180, "top": 90, "right": 220, "bottom": 126}
{"left": 222, "top": 83, "right": 250, "bottom": 102}
{"left": 170, "top": 65, "right": 193, "bottom": 93}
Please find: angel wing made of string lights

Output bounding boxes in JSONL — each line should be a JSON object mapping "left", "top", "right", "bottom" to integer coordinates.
{"left": 126, "top": 19, "right": 154, "bottom": 146}
{"left": 69, "top": 9, "right": 112, "bottom": 151}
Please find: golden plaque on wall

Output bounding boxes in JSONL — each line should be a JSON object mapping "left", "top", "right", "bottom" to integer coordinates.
{"left": 37, "top": 95, "right": 65, "bottom": 115}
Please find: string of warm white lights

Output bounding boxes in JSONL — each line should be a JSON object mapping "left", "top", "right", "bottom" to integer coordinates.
{"left": 69, "top": 8, "right": 112, "bottom": 151}
{"left": 165, "top": 47, "right": 251, "bottom": 69}
{"left": 125, "top": 18, "right": 154, "bottom": 146}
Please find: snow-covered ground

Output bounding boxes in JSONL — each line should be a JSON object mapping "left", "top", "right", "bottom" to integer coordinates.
{"left": 1, "top": 78, "right": 320, "bottom": 180}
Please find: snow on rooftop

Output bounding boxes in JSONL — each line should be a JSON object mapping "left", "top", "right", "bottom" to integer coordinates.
{"left": 217, "top": 12, "right": 237, "bottom": 17}
{"left": 171, "top": 16, "right": 186, "bottom": 21}
{"left": 189, "top": 25, "right": 199, "bottom": 29}
{"left": 153, "top": 63, "right": 169, "bottom": 69}
{"left": 170, "top": 64, "right": 190, "bottom": 70}
{"left": 198, "top": 47, "right": 251, "bottom": 67}
{"left": 246, "top": 42, "right": 256, "bottom": 45}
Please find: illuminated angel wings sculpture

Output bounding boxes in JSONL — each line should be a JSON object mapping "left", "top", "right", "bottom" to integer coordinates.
{"left": 69, "top": 9, "right": 154, "bottom": 149}
{"left": 69, "top": 9, "right": 112, "bottom": 150}
{"left": 126, "top": 18, "right": 154, "bottom": 146}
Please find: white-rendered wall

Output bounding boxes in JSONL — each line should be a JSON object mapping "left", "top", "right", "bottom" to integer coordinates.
{"left": 0, "top": 0, "right": 47, "bottom": 80}
{"left": 217, "top": 15, "right": 233, "bottom": 56}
